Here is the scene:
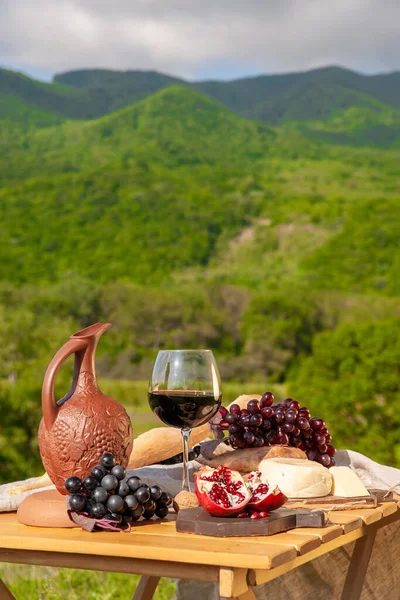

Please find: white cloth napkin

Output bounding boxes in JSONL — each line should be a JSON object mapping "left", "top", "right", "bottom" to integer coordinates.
{"left": 1, "top": 450, "right": 399, "bottom": 513}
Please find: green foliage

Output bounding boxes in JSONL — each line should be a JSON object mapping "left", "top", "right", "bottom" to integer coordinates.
{"left": 289, "top": 319, "right": 400, "bottom": 466}
{"left": 0, "top": 563, "right": 175, "bottom": 600}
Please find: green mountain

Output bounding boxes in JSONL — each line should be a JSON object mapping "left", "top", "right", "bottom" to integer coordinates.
{"left": 3, "top": 65, "right": 400, "bottom": 134}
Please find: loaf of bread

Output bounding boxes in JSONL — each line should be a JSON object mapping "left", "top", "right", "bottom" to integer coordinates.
{"left": 198, "top": 445, "right": 307, "bottom": 472}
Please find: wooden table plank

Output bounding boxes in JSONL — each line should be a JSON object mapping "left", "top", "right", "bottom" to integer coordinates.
{"left": 327, "top": 513, "right": 363, "bottom": 533}
{"left": 327, "top": 508, "right": 382, "bottom": 526}
{"left": 289, "top": 524, "right": 343, "bottom": 544}
{"left": 375, "top": 502, "right": 398, "bottom": 518}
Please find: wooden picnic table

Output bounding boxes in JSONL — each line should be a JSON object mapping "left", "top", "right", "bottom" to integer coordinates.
{"left": 0, "top": 501, "right": 400, "bottom": 600}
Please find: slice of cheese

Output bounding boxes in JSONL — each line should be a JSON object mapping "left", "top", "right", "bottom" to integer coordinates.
{"left": 329, "top": 466, "right": 370, "bottom": 497}
{"left": 259, "top": 457, "right": 333, "bottom": 498}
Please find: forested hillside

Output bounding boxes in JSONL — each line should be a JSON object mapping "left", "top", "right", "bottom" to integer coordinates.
{"left": 1, "top": 70, "right": 400, "bottom": 482}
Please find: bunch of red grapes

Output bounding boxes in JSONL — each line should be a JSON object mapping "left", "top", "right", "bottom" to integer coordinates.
{"left": 218, "top": 392, "right": 336, "bottom": 467}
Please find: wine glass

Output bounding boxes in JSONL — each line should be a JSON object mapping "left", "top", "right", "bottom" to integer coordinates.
{"left": 148, "top": 349, "right": 222, "bottom": 492}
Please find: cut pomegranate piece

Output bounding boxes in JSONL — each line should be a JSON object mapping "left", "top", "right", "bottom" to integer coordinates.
{"left": 246, "top": 471, "right": 287, "bottom": 511}
{"left": 194, "top": 466, "right": 251, "bottom": 517}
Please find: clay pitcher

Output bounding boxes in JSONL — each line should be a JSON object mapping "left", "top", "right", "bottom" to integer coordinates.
{"left": 38, "top": 322, "right": 133, "bottom": 494}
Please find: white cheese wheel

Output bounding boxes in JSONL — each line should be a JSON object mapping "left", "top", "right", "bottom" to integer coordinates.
{"left": 330, "top": 466, "right": 370, "bottom": 497}
{"left": 259, "top": 457, "right": 333, "bottom": 498}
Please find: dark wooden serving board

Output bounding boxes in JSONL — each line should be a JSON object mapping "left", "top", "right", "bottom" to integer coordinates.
{"left": 176, "top": 506, "right": 327, "bottom": 537}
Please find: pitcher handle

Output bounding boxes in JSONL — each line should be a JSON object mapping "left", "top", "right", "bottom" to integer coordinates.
{"left": 42, "top": 337, "right": 89, "bottom": 430}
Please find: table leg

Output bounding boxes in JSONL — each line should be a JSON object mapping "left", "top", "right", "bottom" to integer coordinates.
{"left": 340, "top": 529, "right": 377, "bottom": 600}
{"left": 132, "top": 575, "right": 160, "bottom": 600}
{"left": 0, "top": 578, "right": 16, "bottom": 600}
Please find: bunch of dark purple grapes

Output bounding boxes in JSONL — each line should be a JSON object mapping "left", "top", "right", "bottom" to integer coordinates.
{"left": 218, "top": 392, "right": 336, "bottom": 467}
{"left": 65, "top": 453, "right": 173, "bottom": 527}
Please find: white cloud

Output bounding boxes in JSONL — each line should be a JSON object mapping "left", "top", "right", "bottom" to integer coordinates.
{"left": 1, "top": 0, "right": 399, "bottom": 79}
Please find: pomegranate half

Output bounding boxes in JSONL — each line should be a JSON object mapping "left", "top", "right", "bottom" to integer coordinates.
{"left": 246, "top": 471, "right": 287, "bottom": 511}
{"left": 194, "top": 466, "right": 251, "bottom": 517}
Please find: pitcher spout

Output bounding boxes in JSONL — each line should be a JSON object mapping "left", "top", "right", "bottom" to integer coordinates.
{"left": 71, "top": 322, "right": 112, "bottom": 339}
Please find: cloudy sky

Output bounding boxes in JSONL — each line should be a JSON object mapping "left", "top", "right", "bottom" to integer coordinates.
{"left": 1, "top": 0, "right": 399, "bottom": 82}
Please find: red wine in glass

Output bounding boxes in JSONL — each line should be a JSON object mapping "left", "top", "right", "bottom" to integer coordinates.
{"left": 148, "top": 389, "right": 222, "bottom": 429}
{"left": 148, "top": 350, "right": 222, "bottom": 492}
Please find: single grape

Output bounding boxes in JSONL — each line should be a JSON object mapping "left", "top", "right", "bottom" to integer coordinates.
{"left": 107, "top": 494, "right": 125, "bottom": 513}
{"left": 240, "top": 409, "right": 250, "bottom": 417}
{"left": 91, "top": 503, "right": 107, "bottom": 519}
{"left": 265, "top": 431, "right": 278, "bottom": 445}
{"left": 69, "top": 494, "right": 86, "bottom": 512}
{"left": 319, "top": 454, "right": 331, "bottom": 467}
{"left": 142, "top": 499, "right": 156, "bottom": 512}
{"left": 131, "top": 504, "right": 145, "bottom": 520}
{"left": 315, "top": 432, "right": 326, "bottom": 445}
{"left": 283, "top": 398, "right": 293, "bottom": 407}
{"left": 303, "top": 439, "right": 313, "bottom": 449}
{"left": 318, "top": 443, "right": 328, "bottom": 454}
{"left": 247, "top": 399, "right": 260, "bottom": 414}
{"left": 296, "top": 417, "right": 310, "bottom": 431}
{"left": 285, "top": 409, "right": 297, "bottom": 423}
{"left": 320, "top": 427, "right": 328, "bottom": 435}
{"left": 219, "top": 420, "right": 229, "bottom": 429}
{"left": 111, "top": 465, "right": 126, "bottom": 481}
{"left": 249, "top": 413, "right": 263, "bottom": 427}
{"left": 277, "top": 432, "right": 289, "bottom": 445}
{"left": 310, "top": 418, "right": 325, "bottom": 431}
{"left": 135, "top": 487, "right": 151, "bottom": 504}
{"left": 219, "top": 406, "right": 228, "bottom": 417}
{"left": 261, "top": 406, "right": 274, "bottom": 419}
{"left": 252, "top": 435, "right": 264, "bottom": 447}
{"left": 149, "top": 485, "right": 163, "bottom": 501}
{"left": 92, "top": 486, "right": 108, "bottom": 504}
{"left": 298, "top": 408, "right": 310, "bottom": 420}
{"left": 326, "top": 434, "right": 332, "bottom": 443}
{"left": 302, "top": 428, "right": 313, "bottom": 439}
{"left": 159, "top": 491, "right": 173, "bottom": 506}
{"left": 83, "top": 475, "right": 98, "bottom": 492}
{"left": 326, "top": 444, "right": 336, "bottom": 457}
{"left": 230, "top": 433, "right": 244, "bottom": 448}
{"left": 306, "top": 448, "right": 319, "bottom": 461}
{"left": 225, "top": 413, "right": 238, "bottom": 424}
{"left": 228, "top": 423, "right": 243, "bottom": 435}
{"left": 243, "top": 431, "right": 255, "bottom": 445}
{"left": 260, "top": 392, "right": 274, "bottom": 407}
{"left": 289, "top": 400, "right": 300, "bottom": 410}
{"left": 143, "top": 507, "right": 156, "bottom": 519}
{"left": 275, "top": 412, "right": 285, "bottom": 425}
{"left": 101, "top": 474, "right": 118, "bottom": 491}
{"left": 91, "top": 465, "right": 106, "bottom": 482}
{"left": 155, "top": 505, "right": 169, "bottom": 519}
{"left": 230, "top": 404, "right": 241, "bottom": 415}
{"left": 65, "top": 476, "right": 82, "bottom": 494}
{"left": 262, "top": 418, "right": 272, "bottom": 430}
{"left": 100, "top": 453, "right": 115, "bottom": 470}
{"left": 125, "top": 495, "right": 139, "bottom": 510}
{"left": 241, "top": 415, "right": 251, "bottom": 427}
{"left": 282, "top": 422, "right": 294, "bottom": 434}
{"left": 116, "top": 480, "right": 130, "bottom": 498}
{"left": 127, "top": 476, "right": 142, "bottom": 492}
{"left": 291, "top": 435, "right": 302, "bottom": 447}
{"left": 292, "top": 427, "right": 300, "bottom": 437}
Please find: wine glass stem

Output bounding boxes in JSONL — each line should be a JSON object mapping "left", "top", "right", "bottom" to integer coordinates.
{"left": 181, "top": 428, "right": 192, "bottom": 492}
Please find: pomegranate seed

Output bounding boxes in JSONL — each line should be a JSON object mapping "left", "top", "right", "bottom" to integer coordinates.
{"left": 251, "top": 512, "right": 261, "bottom": 519}
{"left": 259, "top": 511, "right": 269, "bottom": 518}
